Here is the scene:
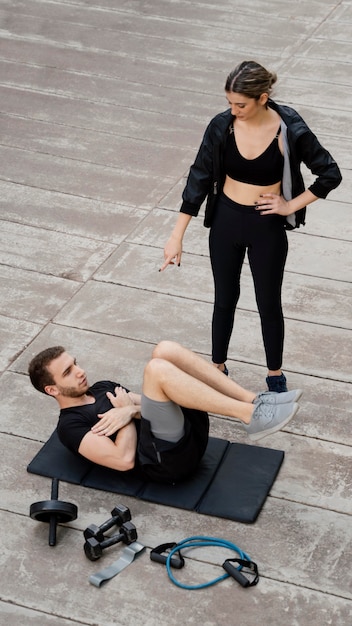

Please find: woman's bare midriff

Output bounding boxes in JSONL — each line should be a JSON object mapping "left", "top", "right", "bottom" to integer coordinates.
{"left": 223, "top": 176, "right": 282, "bottom": 206}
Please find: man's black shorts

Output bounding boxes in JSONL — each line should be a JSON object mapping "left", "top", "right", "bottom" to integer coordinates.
{"left": 137, "top": 407, "right": 209, "bottom": 484}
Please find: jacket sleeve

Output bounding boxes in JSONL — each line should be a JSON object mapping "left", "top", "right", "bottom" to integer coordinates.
{"left": 180, "top": 121, "right": 215, "bottom": 217}
{"left": 295, "top": 129, "right": 342, "bottom": 199}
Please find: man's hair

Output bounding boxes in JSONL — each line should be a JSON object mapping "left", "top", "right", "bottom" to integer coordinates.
{"left": 28, "top": 346, "right": 66, "bottom": 394}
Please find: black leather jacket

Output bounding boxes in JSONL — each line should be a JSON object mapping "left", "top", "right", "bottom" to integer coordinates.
{"left": 180, "top": 100, "right": 342, "bottom": 229}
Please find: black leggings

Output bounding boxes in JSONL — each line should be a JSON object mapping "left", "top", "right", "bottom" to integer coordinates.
{"left": 209, "top": 193, "right": 288, "bottom": 370}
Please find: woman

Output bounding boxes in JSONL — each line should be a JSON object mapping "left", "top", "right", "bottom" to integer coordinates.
{"left": 161, "top": 60, "right": 342, "bottom": 392}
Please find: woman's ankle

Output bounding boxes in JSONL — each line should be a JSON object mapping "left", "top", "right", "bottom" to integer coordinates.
{"left": 267, "top": 369, "right": 282, "bottom": 377}
{"left": 213, "top": 362, "right": 226, "bottom": 373}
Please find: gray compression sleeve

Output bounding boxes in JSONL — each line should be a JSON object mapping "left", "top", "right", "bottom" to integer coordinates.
{"left": 141, "top": 394, "right": 185, "bottom": 442}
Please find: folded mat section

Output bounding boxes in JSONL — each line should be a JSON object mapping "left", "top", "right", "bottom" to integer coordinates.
{"left": 197, "top": 442, "right": 284, "bottom": 523}
{"left": 138, "top": 436, "right": 229, "bottom": 509}
{"left": 27, "top": 429, "right": 92, "bottom": 484}
{"left": 27, "top": 429, "right": 284, "bottom": 523}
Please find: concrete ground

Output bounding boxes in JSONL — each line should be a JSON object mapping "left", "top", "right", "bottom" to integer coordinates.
{"left": 0, "top": 1, "right": 351, "bottom": 624}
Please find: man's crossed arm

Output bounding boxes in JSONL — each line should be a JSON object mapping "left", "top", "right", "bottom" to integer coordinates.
{"left": 78, "top": 387, "right": 141, "bottom": 471}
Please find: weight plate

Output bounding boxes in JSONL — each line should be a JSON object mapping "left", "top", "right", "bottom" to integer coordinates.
{"left": 30, "top": 500, "right": 78, "bottom": 523}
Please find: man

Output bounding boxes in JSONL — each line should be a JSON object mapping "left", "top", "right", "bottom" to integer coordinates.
{"left": 28, "top": 340, "right": 301, "bottom": 484}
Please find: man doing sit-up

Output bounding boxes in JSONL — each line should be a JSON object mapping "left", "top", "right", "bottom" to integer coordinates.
{"left": 28, "top": 341, "right": 301, "bottom": 484}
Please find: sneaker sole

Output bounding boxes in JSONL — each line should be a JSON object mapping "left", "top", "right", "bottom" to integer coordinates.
{"left": 248, "top": 403, "right": 300, "bottom": 442}
{"left": 280, "top": 389, "right": 303, "bottom": 403}
{"left": 258, "top": 389, "right": 303, "bottom": 405}
{"left": 292, "top": 389, "right": 303, "bottom": 402}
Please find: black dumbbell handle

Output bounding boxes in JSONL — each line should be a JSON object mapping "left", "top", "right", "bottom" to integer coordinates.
{"left": 49, "top": 478, "right": 59, "bottom": 547}
{"left": 99, "top": 513, "right": 123, "bottom": 535}
{"left": 90, "top": 505, "right": 131, "bottom": 537}
{"left": 84, "top": 526, "right": 137, "bottom": 560}
{"left": 99, "top": 524, "right": 136, "bottom": 549}
{"left": 100, "top": 531, "right": 125, "bottom": 549}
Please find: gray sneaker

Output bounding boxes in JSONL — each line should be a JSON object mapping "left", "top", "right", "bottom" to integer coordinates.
{"left": 244, "top": 402, "right": 299, "bottom": 441}
{"left": 253, "top": 389, "right": 302, "bottom": 405}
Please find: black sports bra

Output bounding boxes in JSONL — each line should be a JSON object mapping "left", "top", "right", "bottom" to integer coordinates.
{"left": 224, "top": 125, "right": 284, "bottom": 186}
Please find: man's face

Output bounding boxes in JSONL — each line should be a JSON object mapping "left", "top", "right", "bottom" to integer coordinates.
{"left": 46, "top": 352, "right": 89, "bottom": 398}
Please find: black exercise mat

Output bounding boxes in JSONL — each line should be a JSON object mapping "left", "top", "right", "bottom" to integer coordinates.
{"left": 27, "top": 429, "right": 284, "bottom": 523}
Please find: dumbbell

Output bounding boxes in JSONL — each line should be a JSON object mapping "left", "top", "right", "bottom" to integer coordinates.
{"left": 83, "top": 504, "right": 131, "bottom": 542}
{"left": 84, "top": 521, "right": 138, "bottom": 561}
{"left": 30, "top": 478, "right": 78, "bottom": 546}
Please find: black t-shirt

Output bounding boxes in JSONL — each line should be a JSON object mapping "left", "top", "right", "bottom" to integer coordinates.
{"left": 57, "top": 380, "right": 129, "bottom": 454}
{"left": 57, "top": 380, "right": 209, "bottom": 484}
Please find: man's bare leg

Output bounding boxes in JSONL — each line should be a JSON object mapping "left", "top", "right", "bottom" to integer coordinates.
{"left": 143, "top": 343, "right": 301, "bottom": 441}
{"left": 142, "top": 356, "right": 254, "bottom": 424}
{"left": 152, "top": 341, "right": 256, "bottom": 404}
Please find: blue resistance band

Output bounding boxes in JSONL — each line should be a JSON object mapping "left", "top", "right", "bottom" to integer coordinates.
{"left": 165, "top": 535, "right": 253, "bottom": 590}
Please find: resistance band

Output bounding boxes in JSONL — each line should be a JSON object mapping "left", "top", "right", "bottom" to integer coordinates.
{"left": 89, "top": 541, "right": 145, "bottom": 587}
{"left": 152, "top": 535, "right": 259, "bottom": 590}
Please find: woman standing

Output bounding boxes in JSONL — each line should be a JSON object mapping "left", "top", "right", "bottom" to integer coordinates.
{"left": 161, "top": 61, "right": 342, "bottom": 392}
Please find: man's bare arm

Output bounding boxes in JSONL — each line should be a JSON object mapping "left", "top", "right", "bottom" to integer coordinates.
{"left": 106, "top": 387, "right": 141, "bottom": 410}
{"left": 91, "top": 404, "right": 140, "bottom": 437}
{"left": 78, "top": 421, "right": 137, "bottom": 471}
{"left": 128, "top": 392, "right": 142, "bottom": 405}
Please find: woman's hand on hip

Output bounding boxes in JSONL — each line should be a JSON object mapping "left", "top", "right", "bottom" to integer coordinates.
{"left": 255, "top": 193, "right": 292, "bottom": 216}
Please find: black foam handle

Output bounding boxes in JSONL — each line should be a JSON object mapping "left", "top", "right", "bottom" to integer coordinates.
{"left": 222, "top": 561, "right": 250, "bottom": 587}
{"left": 150, "top": 551, "right": 184, "bottom": 569}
